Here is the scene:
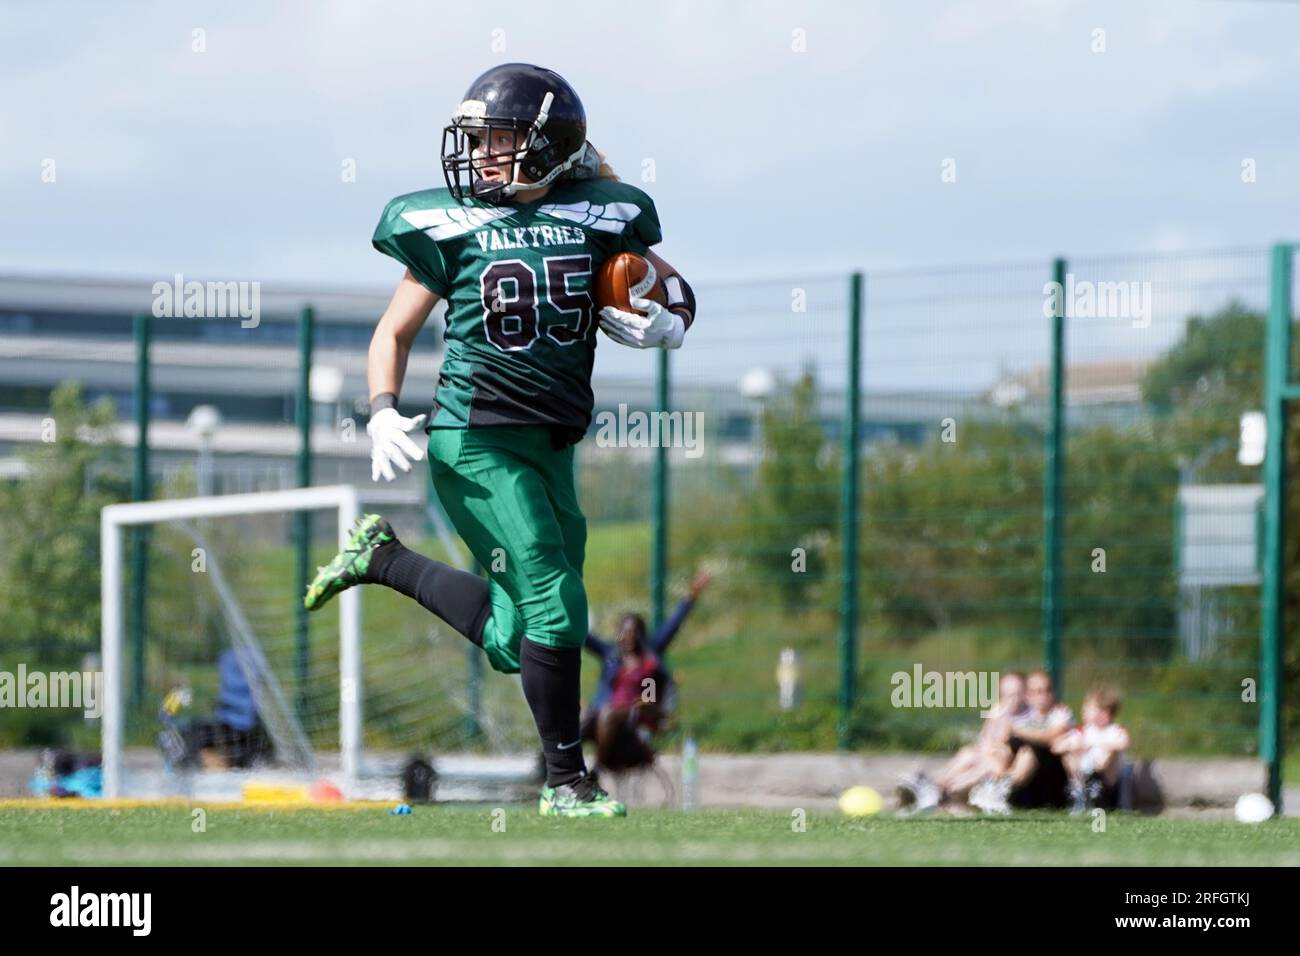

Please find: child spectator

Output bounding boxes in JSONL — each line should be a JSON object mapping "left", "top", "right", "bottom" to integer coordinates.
{"left": 1053, "top": 687, "right": 1130, "bottom": 811}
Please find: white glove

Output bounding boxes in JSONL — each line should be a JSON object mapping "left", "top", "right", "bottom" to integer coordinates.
{"left": 367, "top": 407, "right": 427, "bottom": 482}
{"left": 599, "top": 297, "right": 686, "bottom": 350}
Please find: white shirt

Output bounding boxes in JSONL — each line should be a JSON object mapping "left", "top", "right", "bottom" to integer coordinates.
{"left": 1014, "top": 703, "right": 1073, "bottom": 732}
{"left": 1055, "top": 722, "right": 1127, "bottom": 776}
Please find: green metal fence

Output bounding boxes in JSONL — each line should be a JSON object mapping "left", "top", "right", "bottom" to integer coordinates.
{"left": 642, "top": 246, "right": 1292, "bottom": 788}
{"left": 101, "top": 246, "right": 1294, "bottom": 788}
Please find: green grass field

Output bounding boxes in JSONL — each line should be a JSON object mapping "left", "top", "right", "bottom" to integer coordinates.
{"left": 1, "top": 805, "right": 1297, "bottom": 866}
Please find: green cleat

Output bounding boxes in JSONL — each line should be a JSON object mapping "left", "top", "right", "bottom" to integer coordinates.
{"left": 303, "top": 513, "right": 395, "bottom": 611}
{"left": 539, "top": 773, "right": 627, "bottom": 818}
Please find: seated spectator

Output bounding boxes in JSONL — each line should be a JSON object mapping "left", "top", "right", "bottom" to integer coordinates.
{"left": 158, "top": 648, "right": 270, "bottom": 770}
{"left": 897, "top": 671, "right": 1028, "bottom": 814}
{"left": 581, "top": 569, "right": 713, "bottom": 772}
{"left": 972, "top": 669, "right": 1072, "bottom": 813}
{"left": 1053, "top": 687, "right": 1130, "bottom": 811}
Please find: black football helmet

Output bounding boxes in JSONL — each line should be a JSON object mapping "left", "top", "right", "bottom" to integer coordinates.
{"left": 442, "top": 63, "right": 587, "bottom": 204}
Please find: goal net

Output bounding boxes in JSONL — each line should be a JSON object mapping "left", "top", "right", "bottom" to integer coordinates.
{"left": 100, "top": 485, "right": 541, "bottom": 801}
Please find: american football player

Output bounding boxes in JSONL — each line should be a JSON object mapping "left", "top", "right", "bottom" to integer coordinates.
{"left": 304, "top": 63, "right": 696, "bottom": 817}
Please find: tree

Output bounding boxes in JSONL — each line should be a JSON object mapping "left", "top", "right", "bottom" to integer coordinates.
{"left": 0, "top": 383, "right": 125, "bottom": 664}
{"left": 1142, "top": 302, "right": 1265, "bottom": 414}
{"left": 861, "top": 418, "right": 1043, "bottom": 636}
{"left": 750, "top": 368, "right": 839, "bottom": 610}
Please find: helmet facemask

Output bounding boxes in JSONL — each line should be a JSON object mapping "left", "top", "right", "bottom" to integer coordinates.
{"left": 441, "top": 92, "right": 583, "bottom": 204}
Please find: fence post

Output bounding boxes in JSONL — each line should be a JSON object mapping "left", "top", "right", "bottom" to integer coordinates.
{"left": 130, "top": 313, "right": 151, "bottom": 711}
{"left": 1042, "top": 258, "right": 1067, "bottom": 693}
{"left": 1260, "top": 242, "right": 1292, "bottom": 809}
{"left": 838, "top": 272, "right": 863, "bottom": 749}
{"left": 294, "top": 305, "right": 314, "bottom": 720}
{"left": 651, "top": 348, "right": 670, "bottom": 629}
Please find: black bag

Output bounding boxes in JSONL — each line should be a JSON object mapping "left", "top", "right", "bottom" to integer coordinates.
{"left": 402, "top": 757, "right": 438, "bottom": 803}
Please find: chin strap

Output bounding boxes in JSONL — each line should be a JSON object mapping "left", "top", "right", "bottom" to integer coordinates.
{"left": 503, "top": 142, "right": 586, "bottom": 196}
{"left": 501, "top": 91, "right": 585, "bottom": 197}
{"left": 565, "top": 142, "right": 603, "bottom": 181}
{"left": 507, "top": 91, "right": 553, "bottom": 185}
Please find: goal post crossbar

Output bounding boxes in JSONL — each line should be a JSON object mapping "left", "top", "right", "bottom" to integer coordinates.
{"left": 100, "top": 485, "right": 362, "bottom": 798}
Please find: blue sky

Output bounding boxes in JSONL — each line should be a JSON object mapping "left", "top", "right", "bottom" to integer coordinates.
{"left": 3, "top": 0, "right": 1298, "bottom": 291}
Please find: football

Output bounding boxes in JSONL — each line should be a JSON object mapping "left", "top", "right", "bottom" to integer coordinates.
{"left": 595, "top": 251, "right": 667, "bottom": 315}
{"left": 838, "top": 785, "right": 883, "bottom": 817}
{"left": 1233, "top": 792, "right": 1274, "bottom": 823}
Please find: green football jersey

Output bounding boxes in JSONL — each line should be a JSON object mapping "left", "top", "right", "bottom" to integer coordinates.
{"left": 372, "top": 177, "right": 662, "bottom": 431}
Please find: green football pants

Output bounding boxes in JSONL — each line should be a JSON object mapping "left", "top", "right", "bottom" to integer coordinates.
{"left": 426, "top": 425, "right": 588, "bottom": 674}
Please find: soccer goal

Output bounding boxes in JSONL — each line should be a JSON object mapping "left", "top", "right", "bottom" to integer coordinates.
{"left": 99, "top": 486, "right": 362, "bottom": 799}
{"left": 100, "top": 482, "right": 542, "bottom": 803}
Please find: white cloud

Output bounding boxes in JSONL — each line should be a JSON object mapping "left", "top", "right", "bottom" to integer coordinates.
{"left": 1, "top": 0, "right": 1298, "bottom": 283}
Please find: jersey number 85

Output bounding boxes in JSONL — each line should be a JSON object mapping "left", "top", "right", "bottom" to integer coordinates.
{"left": 481, "top": 254, "right": 593, "bottom": 352}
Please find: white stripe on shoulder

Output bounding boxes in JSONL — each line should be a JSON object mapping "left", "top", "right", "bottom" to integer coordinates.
{"left": 537, "top": 200, "right": 642, "bottom": 234}
{"left": 400, "top": 204, "right": 513, "bottom": 241}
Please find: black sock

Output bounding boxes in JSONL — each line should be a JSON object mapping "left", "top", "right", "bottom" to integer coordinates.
{"left": 367, "top": 541, "right": 491, "bottom": 646}
{"left": 519, "top": 637, "right": 586, "bottom": 788}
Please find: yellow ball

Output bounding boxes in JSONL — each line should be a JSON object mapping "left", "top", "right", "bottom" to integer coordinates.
{"left": 838, "top": 785, "right": 883, "bottom": 817}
